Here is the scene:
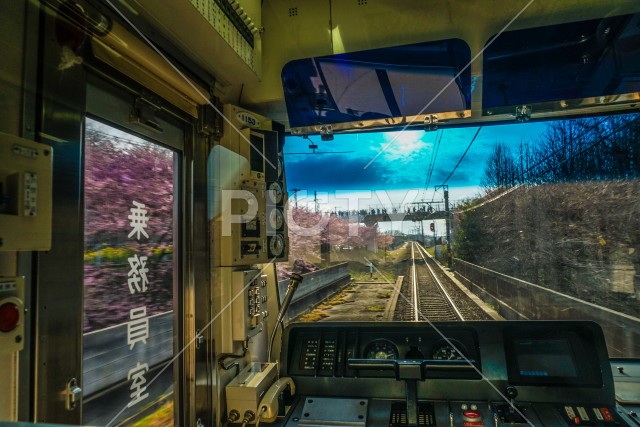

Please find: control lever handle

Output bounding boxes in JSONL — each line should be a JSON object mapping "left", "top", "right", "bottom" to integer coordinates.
{"left": 347, "top": 358, "right": 477, "bottom": 380}
{"left": 347, "top": 358, "right": 473, "bottom": 427}
{"left": 505, "top": 386, "right": 518, "bottom": 413}
{"left": 505, "top": 386, "right": 518, "bottom": 399}
{"left": 347, "top": 359, "right": 397, "bottom": 371}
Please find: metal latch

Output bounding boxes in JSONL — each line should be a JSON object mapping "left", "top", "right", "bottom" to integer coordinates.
{"left": 130, "top": 95, "right": 164, "bottom": 133}
{"left": 65, "top": 378, "right": 82, "bottom": 411}
{"left": 195, "top": 329, "right": 205, "bottom": 349}
{"left": 515, "top": 105, "right": 532, "bottom": 122}
{"left": 424, "top": 115, "right": 438, "bottom": 132}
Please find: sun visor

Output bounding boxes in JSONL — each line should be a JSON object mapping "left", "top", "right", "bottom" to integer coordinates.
{"left": 282, "top": 39, "right": 472, "bottom": 135}
{"left": 482, "top": 13, "right": 640, "bottom": 118}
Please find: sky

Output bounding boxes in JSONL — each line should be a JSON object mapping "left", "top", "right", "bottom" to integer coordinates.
{"left": 284, "top": 121, "right": 549, "bottom": 213}
{"left": 283, "top": 121, "right": 551, "bottom": 236}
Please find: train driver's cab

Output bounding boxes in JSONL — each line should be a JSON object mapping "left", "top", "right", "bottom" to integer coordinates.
{"left": 0, "top": 1, "right": 639, "bottom": 427}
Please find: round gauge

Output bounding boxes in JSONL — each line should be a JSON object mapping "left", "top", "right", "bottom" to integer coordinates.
{"left": 431, "top": 340, "right": 467, "bottom": 361}
{"left": 268, "top": 208, "right": 284, "bottom": 230}
{"left": 268, "top": 234, "right": 285, "bottom": 257}
{"left": 267, "top": 182, "right": 283, "bottom": 204}
{"left": 364, "top": 339, "right": 399, "bottom": 360}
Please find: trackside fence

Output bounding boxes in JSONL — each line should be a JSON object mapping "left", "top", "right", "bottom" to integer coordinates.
{"left": 453, "top": 258, "right": 640, "bottom": 358}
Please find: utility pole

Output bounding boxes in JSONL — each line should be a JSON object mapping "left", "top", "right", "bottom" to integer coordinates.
{"left": 314, "top": 190, "right": 319, "bottom": 213}
{"left": 444, "top": 187, "right": 452, "bottom": 267}
{"left": 435, "top": 184, "right": 452, "bottom": 267}
{"left": 290, "top": 188, "right": 301, "bottom": 208}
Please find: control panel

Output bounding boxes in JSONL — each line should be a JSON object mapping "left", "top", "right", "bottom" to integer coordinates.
{"left": 0, "top": 133, "right": 52, "bottom": 251}
{"left": 288, "top": 325, "right": 480, "bottom": 380}
{"left": 231, "top": 270, "right": 268, "bottom": 341}
{"left": 275, "top": 321, "right": 634, "bottom": 426}
{"left": 211, "top": 105, "right": 288, "bottom": 267}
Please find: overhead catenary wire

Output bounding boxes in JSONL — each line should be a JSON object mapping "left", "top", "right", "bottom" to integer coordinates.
{"left": 424, "top": 129, "right": 443, "bottom": 193}
{"left": 442, "top": 127, "right": 482, "bottom": 186}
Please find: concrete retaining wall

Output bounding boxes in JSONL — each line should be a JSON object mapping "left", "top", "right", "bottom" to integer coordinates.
{"left": 278, "top": 263, "right": 351, "bottom": 321}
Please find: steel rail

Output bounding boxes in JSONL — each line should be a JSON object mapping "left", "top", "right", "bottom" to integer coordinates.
{"left": 414, "top": 242, "right": 465, "bottom": 321}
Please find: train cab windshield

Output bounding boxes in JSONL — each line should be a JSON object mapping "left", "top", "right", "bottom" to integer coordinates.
{"left": 281, "top": 115, "right": 639, "bottom": 350}
{"left": 1, "top": 1, "right": 639, "bottom": 427}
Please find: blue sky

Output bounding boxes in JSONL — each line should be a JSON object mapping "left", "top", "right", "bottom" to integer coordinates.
{"left": 284, "top": 121, "right": 549, "bottom": 210}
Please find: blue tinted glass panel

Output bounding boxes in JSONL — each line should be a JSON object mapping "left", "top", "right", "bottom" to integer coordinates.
{"left": 282, "top": 39, "right": 471, "bottom": 129}
{"left": 483, "top": 13, "right": 640, "bottom": 110}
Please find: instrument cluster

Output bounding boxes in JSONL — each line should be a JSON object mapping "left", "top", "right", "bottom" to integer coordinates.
{"left": 287, "top": 324, "right": 480, "bottom": 378}
{"left": 362, "top": 337, "right": 470, "bottom": 361}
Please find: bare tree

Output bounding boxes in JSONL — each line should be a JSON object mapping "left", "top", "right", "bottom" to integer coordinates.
{"left": 481, "top": 143, "right": 519, "bottom": 190}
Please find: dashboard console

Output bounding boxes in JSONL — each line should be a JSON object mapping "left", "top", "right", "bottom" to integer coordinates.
{"left": 276, "top": 321, "right": 634, "bottom": 426}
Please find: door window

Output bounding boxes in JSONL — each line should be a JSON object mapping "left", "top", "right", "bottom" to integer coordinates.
{"left": 82, "top": 117, "right": 177, "bottom": 427}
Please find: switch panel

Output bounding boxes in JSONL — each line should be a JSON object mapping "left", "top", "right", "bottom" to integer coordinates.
{"left": 232, "top": 271, "right": 268, "bottom": 341}
{"left": 0, "top": 133, "right": 52, "bottom": 251}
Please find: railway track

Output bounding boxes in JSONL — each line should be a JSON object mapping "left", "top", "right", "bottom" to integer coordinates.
{"left": 393, "top": 242, "right": 492, "bottom": 321}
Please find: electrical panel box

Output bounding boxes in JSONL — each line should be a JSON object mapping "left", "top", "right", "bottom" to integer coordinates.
{"left": 0, "top": 133, "right": 53, "bottom": 251}
{"left": 0, "top": 277, "right": 25, "bottom": 354}
{"left": 232, "top": 270, "right": 268, "bottom": 341}
{"left": 210, "top": 105, "right": 288, "bottom": 267}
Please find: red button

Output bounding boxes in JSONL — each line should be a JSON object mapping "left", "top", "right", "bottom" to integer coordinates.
{"left": 599, "top": 408, "right": 613, "bottom": 422}
{"left": 463, "top": 410, "right": 481, "bottom": 420}
{"left": 0, "top": 302, "right": 20, "bottom": 332}
{"left": 574, "top": 416, "right": 581, "bottom": 425}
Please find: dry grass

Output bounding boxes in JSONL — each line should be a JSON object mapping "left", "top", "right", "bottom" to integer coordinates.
{"left": 297, "top": 285, "right": 355, "bottom": 322}
{"left": 132, "top": 399, "right": 173, "bottom": 427}
{"left": 298, "top": 311, "right": 329, "bottom": 322}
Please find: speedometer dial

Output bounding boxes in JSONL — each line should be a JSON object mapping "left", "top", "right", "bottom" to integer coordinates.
{"left": 431, "top": 340, "right": 467, "bottom": 360}
{"left": 364, "top": 339, "right": 399, "bottom": 360}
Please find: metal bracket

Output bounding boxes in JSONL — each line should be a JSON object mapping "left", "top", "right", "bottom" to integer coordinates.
{"left": 130, "top": 95, "right": 164, "bottom": 133}
{"left": 319, "top": 125, "right": 333, "bottom": 141}
{"left": 65, "top": 378, "right": 82, "bottom": 411}
{"left": 424, "top": 115, "right": 438, "bottom": 132}
{"left": 515, "top": 105, "right": 532, "bottom": 122}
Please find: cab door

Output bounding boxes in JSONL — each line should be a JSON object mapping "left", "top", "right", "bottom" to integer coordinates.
{"left": 35, "top": 44, "right": 207, "bottom": 426}
{"left": 11, "top": 2, "right": 212, "bottom": 425}
{"left": 81, "top": 76, "right": 185, "bottom": 426}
